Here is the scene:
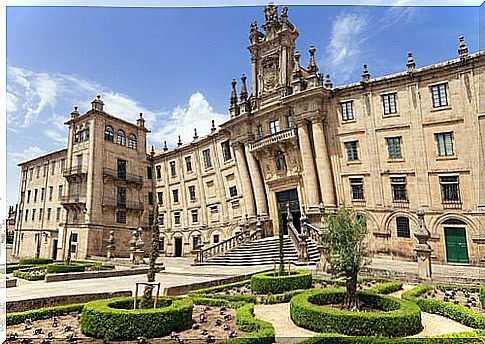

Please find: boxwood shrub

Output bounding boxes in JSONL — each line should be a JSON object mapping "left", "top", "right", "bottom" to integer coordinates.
{"left": 19, "top": 258, "right": 53, "bottom": 266}
{"left": 367, "top": 281, "right": 403, "bottom": 295}
{"left": 231, "top": 303, "right": 275, "bottom": 344}
{"left": 7, "top": 303, "right": 85, "bottom": 325}
{"left": 80, "top": 296, "right": 193, "bottom": 340}
{"left": 290, "top": 288, "right": 422, "bottom": 337}
{"left": 13, "top": 267, "right": 46, "bottom": 281}
{"left": 251, "top": 270, "right": 312, "bottom": 295}
{"left": 46, "top": 263, "right": 86, "bottom": 274}
{"left": 402, "top": 284, "right": 485, "bottom": 329}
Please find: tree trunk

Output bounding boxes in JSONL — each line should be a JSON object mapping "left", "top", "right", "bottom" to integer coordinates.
{"left": 342, "top": 274, "right": 359, "bottom": 310}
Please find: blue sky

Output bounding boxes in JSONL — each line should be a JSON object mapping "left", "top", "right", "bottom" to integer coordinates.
{"left": 6, "top": 3, "right": 483, "bottom": 205}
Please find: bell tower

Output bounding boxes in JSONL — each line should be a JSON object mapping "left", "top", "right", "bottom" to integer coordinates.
{"left": 248, "top": 4, "right": 299, "bottom": 108}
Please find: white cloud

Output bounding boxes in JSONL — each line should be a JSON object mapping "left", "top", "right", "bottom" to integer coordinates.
{"left": 8, "top": 146, "right": 47, "bottom": 165}
{"left": 151, "top": 92, "right": 228, "bottom": 147}
{"left": 45, "top": 130, "right": 66, "bottom": 144}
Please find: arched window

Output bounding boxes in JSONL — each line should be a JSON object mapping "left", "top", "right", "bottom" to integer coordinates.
{"left": 104, "top": 125, "right": 114, "bottom": 142}
{"left": 117, "top": 129, "right": 126, "bottom": 145}
{"left": 128, "top": 133, "right": 137, "bottom": 150}
{"left": 275, "top": 151, "right": 286, "bottom": 171}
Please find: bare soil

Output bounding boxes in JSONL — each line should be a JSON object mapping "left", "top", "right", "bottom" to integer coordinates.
{"left": 421, "top": 287, "right": 484, "bottom": 315}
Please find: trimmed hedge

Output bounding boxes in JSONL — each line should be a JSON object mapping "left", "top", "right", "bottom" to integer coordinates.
{"left": 19, "top": 258, "right": 53, "bottom": 266}
{"left": 7, "top": 303, "right": 85, "bottom": 325}
{"left": 251, "top": 270, "right": 312, "bottom": 295}
{"left": 290, "top": 288, "right": 422, "bottom": 337}
{"left": 46, "top": 263, "right": 86, "bottom": 274}
{"left": 231, "top": 303, "right": 275, "bottom": 344}
{"left": 367, "top": 281, "right": 403, "bottom": 295}
{"left": 402, "top": 284, "right": 485, "bottom": 329}
{"left": 80, "top": 296, "right": 193, "bottom": 340}
{"left": 13, "top": 267, "right": 46, "bottom": 281}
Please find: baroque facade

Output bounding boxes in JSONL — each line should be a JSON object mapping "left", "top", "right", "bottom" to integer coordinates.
{"left": 13, "top": 5, "right": 485, "bottom": 266}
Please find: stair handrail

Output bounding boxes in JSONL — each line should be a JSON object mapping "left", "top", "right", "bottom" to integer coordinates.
{"left": 286, "top": 203, "right": 309, "bottom": 262}
{"left": 306, "top": 223, "right": 322, "bottom": 245}
{"left": 194, "top": 229, "right": 244, "bottom": 264}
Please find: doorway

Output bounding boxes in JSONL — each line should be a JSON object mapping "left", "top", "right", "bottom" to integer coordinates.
{"left": 444, "top": 226, "right": 469, "bottom": 264}
{"left": 275, "top": 189, "right": 301, "bottom": 234}
{"left": 174, "top": 237, "right": 183, "bottom": 257}
{"left": 52, "top": 239, "right": 58, "bottom": 260}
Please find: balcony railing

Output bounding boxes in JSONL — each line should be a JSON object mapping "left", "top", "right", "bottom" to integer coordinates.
{"left": 103, "top": 168, "right": 143, "bottom": 185}
{"left": 249, "top": 128, "right": 298, "bottom": 152}
{"left": 102, "top": 197, "right": 144, "bottom": 210}
{"left": 60, "top": 194, "right": 86, "bottom": 204}
{"left": 62, "top": 166, "right": 87, "bottom": 177}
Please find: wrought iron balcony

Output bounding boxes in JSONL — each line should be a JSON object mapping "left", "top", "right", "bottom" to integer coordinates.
{"left": 102, "top": 197, "right": 144, "bottom": 210}
{"left": 62, "top": 166, "right": 87, "bottom": 177}
{"left": 103, "top": 168, "right": 143, "bottom": 185}
{"left": 249, "top": 128, "right": 298, "bottom": 152}
{"left": 60, "top": 194, "right": 86, "bottom": 205}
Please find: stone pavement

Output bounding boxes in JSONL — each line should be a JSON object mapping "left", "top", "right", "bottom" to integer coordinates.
{"left": 7, "top": 258, "right": 272, "bottom": 303}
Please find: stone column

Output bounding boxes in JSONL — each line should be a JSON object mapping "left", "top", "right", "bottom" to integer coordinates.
{"left": 245, "top": 145, "right": 268, "bottom": 216}
{"left": 414, "top": 209, "right": 432, "bottom": 280}
{"left": 234, "top": 144, "right": 256, "bottom": 216}
{"left": 298, "top": 122, "right": 320, "bottom": 207}
{"left": 312, "top": 119, "right": 336, "bottom": 207}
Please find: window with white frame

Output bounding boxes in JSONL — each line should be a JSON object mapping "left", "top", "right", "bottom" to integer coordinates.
{"left": 386, "top": 137, "right": 402, "bottom": 159}
{"left": 174, "top": 211, "right": 181, "bottom": 225}
{"left": 430, "top": 83, "right": 448, "bottom": 108}
{"left": 269, "top": 120, "right": 280, "bottom": 135}
{"left": 341, "top": 101, "right": 354, "bottom": 121}
{"left": 382, "top": 93, "right": 397, "bottom": 115}
{"left": 435, "top": 132, "right": 454, "bottom": 157}
{"left": 390, "top": 177, "right": 408, "bottom": 202}
{"left": 440, "top": 176, "right": 461, "bottom": 204}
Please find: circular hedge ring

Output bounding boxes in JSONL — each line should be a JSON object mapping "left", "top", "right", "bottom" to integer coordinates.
{"left": 80, "top": 297, "right": 193, "bottom": 340}
{"left": 290, "top": 288, "right": 422, "bottom": 337}
{"left": 46, "top": 263, "right": 85, "bottom": 274}
{"left": 251, "top": 270, "right": 312, "bottom": 294}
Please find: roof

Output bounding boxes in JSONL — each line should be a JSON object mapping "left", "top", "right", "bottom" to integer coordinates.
{"left": 17, "top": 148, "right": 68, "bottom": 167}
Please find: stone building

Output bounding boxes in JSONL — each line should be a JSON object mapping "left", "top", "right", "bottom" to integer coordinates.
{"left": 13, "top": 5, "right": 485, "bottom": 265}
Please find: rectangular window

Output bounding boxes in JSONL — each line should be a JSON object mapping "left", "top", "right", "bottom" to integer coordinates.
{"left": 159, "top": 213, "right": 165, "bottom": 226}
{"left": 269, "top": 120, "right": 280, "bottom": 135}
{"left": 117, "top": 159, "right": 126, "bottom": 179}
{"left": 58, "top": 185, "right": 63, "bottom": 200}
{"left": 147, "top": 166, "right": 153, "bottom": 180}
{"left": 172, "top": 189, "right": 179, "bottom": 203}
{"left": 39, "top": 208, "right": 43, "bottom": 221}
{"left": 49, "top": 186, "right": 53, "bottom": 201}
{"left": 29, "top": 168, "right": 33, "bottom": 180}
{"left": 60, "top": 159, "right": 65, "bottom": 172}
{"left": 148, "top": 192, "right": 154, "bottom": 205}
{"left": 76, "top": 154, "right": 83, "bottom": 168}
{"left": 51, "top": 161, "right": 56, "bottom": 175}
{"left": 202, "top": 149, "right": 212, "bottom": 169}
{"left": 36, "top": 166, "right": 40, "bottom": 178}
{"left": 386, "top": 137, "right": 402, "bottom": 159}
{"left": 440, "top": 176, "right": 461, "bottom": 203}
{"left": 431, "top": 83, "right": 448, "bottom": 108}
{"left": 345, "top": 141, "right": 359, "bottom": 161}
{"left": 257, "top": 125, "right": 264, "bottom": 139}
{"left": 27, "top": 190, "right": 31, "bottom": 203}
{"left": 41, "top": 188, "right": 45, "bottom": 201}
{"left": 34, "top": 189, "right": 38, "bottom": 203}
{"left": 396, "top": 217, "right": 411, "bottom": 238}
{"left": 341, "top": 101, "right": 354, "bottom": 121}
{"left": 191, "top": 209, "right": 199, "bottom": 223}
{"left": 192, "top": 236, "right": 200, "bottom": 251}
{"left": 157, "top": 192, "right": 163, "bottom": 205}
{"left": 117, "top": 187, "right": 126, "bottom": 207}
{"left": 350, "top": 178, "right": 365, "bottom": 201}
{"left": 148, "top": 212, "right": 154, "bottom": 225}
{"left": 25, "top": 210, "right": 29, "bottom": 221}
{"left": 72, "top": 209, "right": 79, "bottom": 220}
{"left": 43, "top": 164, "right": 48, "bottom": 177}
{"left": 213, "top": 234, "right": 220, "bottom": 244}
{"left": 47, "top": 208, "right": 52, "bottom": 221}
{"left": 390, "top": 177, "right": 408, "bottom": 202}
{"left": 185, "top": 156, "right": 193, "bottom": 172}
{"left": 286, "top": 114, "right": 294, "bottom": 128}
{"left": 174, "top": 212, "right": 181, "bottom": 225}
{"left": 221, "top": 140, "right": 232, "bottom": 161}
{"left": 159, "top": 237, "right": 165, "bottom": 251}
{"left": 56, "top": 207, "right": 61, "bottom": 221}
{"left": 32, "top": 209, "right": 36, "bottom": 221}
{"left": 170, "top": 161, "right": 176, "bottom": 176}
{"left": 229, "top": 186, "right": 238, "bottom": 198}
{"left": 156, "top": 165, "right": 162, "bottom": 179}
{"left": 188, "top": 185, "right": 196, "bottom": 201}
{"left": 382, "top": 93, "right": 397, "bottom": 115}
{"left": 435, "top": 132, "right": 454, "bottom": 157}
{"left": 116, "top": 210, "right": 126, "bottom": 224}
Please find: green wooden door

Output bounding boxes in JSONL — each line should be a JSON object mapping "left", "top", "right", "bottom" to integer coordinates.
{"left": 444, "top": 227, "right": 469, "bottom": 264}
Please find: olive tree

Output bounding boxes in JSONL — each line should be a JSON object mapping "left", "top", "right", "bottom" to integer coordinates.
{"left": 322, "top": 206, "right": 369, "bottom": 310}
{"left": 140, "top": 206, "right": 160, "bottom": 309}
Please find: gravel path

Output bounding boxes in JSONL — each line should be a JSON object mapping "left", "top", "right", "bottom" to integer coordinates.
{"left": 254, "top": 303, "right": 317, "bottom": 344}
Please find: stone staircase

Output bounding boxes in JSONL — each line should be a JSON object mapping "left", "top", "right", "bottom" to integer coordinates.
{"left": 201, "top": 235, "right": 320, "bottom": 266}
